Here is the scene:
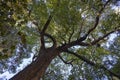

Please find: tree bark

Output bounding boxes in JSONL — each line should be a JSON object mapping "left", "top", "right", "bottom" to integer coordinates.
{"left": 10, "top": 48, "right": 59, "bottom": 80}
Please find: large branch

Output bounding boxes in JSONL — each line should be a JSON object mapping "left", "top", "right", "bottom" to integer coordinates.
{"left": 41, "top": 15, "right": 53, "bottom": 34}
{"left": 57, "top": 0, "right": 111, "bottom": 51}
{"left": 85, "top": 0, "right": 111, "bottom": 38}
{"left": 65, "top": 50, "right": 120, "bottom": 79}
{"left": 57, "top": 29, "right": 118, "bottom": 52}
{"left": 40, "top": 15, "right": 53, "bottom": 48}
{"left": 40, "top": 0, "right": 60, "bottom": 48}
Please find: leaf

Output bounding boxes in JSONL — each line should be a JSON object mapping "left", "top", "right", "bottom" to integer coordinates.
{"left": 96, "top": 47, "right": 110, "bottom": 54}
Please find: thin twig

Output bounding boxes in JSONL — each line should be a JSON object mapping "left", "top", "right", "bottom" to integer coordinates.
{"left": 68, "top": 28, "right": 74, "bottom": 43}
{"left": 58, "top": 54, "right": 74, "bottom": 66}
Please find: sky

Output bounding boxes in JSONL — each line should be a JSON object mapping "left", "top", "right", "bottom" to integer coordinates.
{"left": 0, "top": 53, "right": 34, "bottom": 80}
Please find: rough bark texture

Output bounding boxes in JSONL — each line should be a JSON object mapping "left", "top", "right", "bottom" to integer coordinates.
{"left": 10, "top": 48, "right": 59, "bottom": 80}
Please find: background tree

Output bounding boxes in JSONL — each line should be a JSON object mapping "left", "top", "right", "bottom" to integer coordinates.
{"left": 0, "top": 0, "right": 120, "bottom": 80}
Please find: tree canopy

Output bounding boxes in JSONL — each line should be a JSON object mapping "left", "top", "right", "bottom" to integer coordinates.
{"left": 0, "top": 0, "right": 120, "bottom": 80}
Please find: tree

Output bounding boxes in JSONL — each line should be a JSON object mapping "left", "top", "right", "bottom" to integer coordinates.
{"left": 0, "top": 0, "right": 120, "bottom": 80}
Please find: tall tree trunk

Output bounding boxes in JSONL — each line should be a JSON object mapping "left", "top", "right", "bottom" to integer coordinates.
{"left": 10, "top": 48, "right": 59, "bottom": 80}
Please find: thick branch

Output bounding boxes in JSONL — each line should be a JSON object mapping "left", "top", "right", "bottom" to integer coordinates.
{"left": 40, "top": 15, "right": 53, "bottom": 48}
{"left": 65, "top": 50, "right": 120, "bottom": 79}
{"left": 57, "top": 0, "right": 111, "bottom": 51}
{"left": 40, "top": 0, "right": 60, "bottom": 34}
{"left": 57, "top": 29, "right": 119, "bottom": 52}
{"left": 77, "top": 0, "right": 111, "bottom": 42}
{"left": 39, "top": 0, "right": 60, "bottom": 48}
{"left": 85, "top": 0, "right": 111, "bottom": 37}
{"left": 41, "top": 15, "right": 53, "bottom": 34}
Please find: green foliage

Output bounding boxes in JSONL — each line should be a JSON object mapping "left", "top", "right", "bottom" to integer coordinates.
{"left": 108, "top": 36, "right": 120, "bottom": 77}
{"left": 0, "top": 1, "right": 33, "bottom": 75}
{"left": 0, "top": 0, "right": 33, "bottom": 58}
{"left": 0, "top": 0, "right": 120, "bottom": 79}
